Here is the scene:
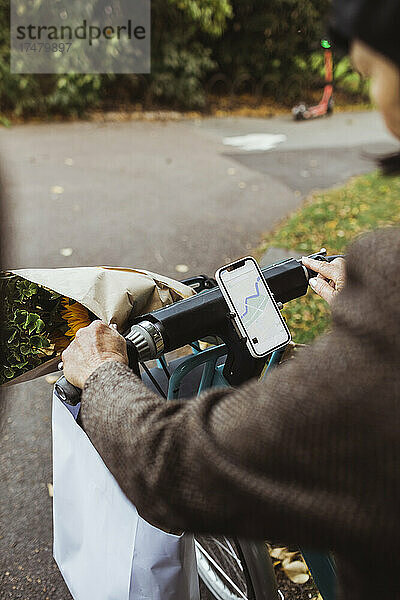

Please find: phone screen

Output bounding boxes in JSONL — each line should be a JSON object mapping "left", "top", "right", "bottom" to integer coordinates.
{"left": 217, "top": 257, "right": 290, "bottom": 357}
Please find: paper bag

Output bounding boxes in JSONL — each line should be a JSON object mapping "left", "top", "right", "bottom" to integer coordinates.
{"left": 52, "top": 392, "right": 200, "bottom": 600}
{"left": 3, "top": 267, "right": 194, "bottom": 386}
{"left": 12, "top": 266, "right": 194, "bottom": 327}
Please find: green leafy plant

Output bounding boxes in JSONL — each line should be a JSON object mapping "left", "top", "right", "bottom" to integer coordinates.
{"left": 0, "top": 274, "right": 68, "bottom": 384}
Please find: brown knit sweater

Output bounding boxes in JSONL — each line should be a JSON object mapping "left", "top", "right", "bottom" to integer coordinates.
{"left": 81, "top": 228, "right": 400, "bottom": 600}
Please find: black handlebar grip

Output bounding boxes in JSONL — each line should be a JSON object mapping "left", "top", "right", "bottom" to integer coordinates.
{"left": 54, "top": 338, "right": 141, "bottom": 405}
{"left": 54, "top": 376, "right": 82, "bottom": 406}
{"left": 305, "top": 254, "right": 344, "bottom": 279}
{"left": 126, "top": 339, "right": 140, "bottom": 378}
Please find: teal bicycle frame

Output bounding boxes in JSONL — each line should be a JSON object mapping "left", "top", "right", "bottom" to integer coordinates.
{"left": 158, "top": 343, "right": 337, "bottom": 600}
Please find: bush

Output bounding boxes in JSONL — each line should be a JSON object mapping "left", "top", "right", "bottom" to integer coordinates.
{"left": 0, "top": 0, "right": 336, "bottom": 115}
{"left": 209, "top": 0, "right": 330, "bottom": 102}
{"left": 0, "top": 0, "right": 106, "bottom": 116}
{"left": 146, "top": 0, "right": 229, "bottom": 108}
{"left": 0, "top": 0, "right": 231, "bottom": 115}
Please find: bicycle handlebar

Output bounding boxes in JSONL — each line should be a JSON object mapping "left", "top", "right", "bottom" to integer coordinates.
{"left": 127, "top": 250, "right": 341, "bottom": 358}
{"left": 55, "top": 249, "right": 342, "bottom": 404}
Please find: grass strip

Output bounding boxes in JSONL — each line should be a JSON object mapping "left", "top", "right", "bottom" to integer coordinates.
{"left": 258, "top": 171, "right": 400, "bottom": 343}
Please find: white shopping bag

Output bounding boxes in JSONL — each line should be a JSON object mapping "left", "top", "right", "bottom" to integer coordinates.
{"left": 52, "top": 392, "right": 200, "bottom": 600}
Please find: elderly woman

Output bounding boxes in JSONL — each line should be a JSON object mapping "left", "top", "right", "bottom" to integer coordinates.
{"left": 62, "top": 1, "right": 400, "bottom": 598}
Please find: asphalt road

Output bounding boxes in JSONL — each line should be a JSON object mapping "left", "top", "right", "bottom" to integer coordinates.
{"left": 0, "top": 111, "right": 397, "bottom": 599}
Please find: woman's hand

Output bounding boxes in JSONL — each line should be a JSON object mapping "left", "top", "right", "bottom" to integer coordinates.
{"left": 301, "top": 256, "right": 346, "bottom": 304}
{"left": 61, "top": 320, "right": 128, "bottom": 389}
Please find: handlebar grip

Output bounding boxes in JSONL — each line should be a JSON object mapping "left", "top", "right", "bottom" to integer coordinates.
{"left": 305, "top": 254, "right": 344, "bottom": 279}
{"left": 54, "top": 376, "right": 82, "bottom": 406}
{"left": 54, "top": 339, "right": 141, "bottom": 406}
{"left": 126, "top": 339, "right": 140, "bottom": 377}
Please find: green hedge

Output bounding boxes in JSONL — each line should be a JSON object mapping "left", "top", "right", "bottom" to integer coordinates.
{"left": 1, "top": 0, "right": 334, "bottom": 116}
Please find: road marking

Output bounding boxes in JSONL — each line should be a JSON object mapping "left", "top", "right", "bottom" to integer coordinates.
{"left": 223, "top": 133, "right": 287, "bottom": 152}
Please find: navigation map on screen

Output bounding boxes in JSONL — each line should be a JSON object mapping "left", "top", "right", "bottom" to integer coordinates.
{"left": 220, "top": 259, "right": 290, "bottom": 356}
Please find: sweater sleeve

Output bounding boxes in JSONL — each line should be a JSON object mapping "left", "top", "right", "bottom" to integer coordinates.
{"left": 80, "top": 228, "right": 400, "bottom": 555}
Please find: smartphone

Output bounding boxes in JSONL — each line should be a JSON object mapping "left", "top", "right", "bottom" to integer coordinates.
{"left": 215, "top": 256, "right": 291, "bottom": 358}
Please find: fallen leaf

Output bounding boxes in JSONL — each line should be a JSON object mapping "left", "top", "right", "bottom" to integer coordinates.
{"left": 270, "top": 547, "right": 298, "bottom": 562}
{"left": 175, "top": 264, "right": 189, "bottom": 273}
{"left": 47, "top": 483, "right": 53, "bottom": 498}
{"left": 270, "top": 547, "right": 286, "bottom": 559}
{"left": 281, "top": 551, "right": 299, "bottom": 563}
{"left": 60, "top": 248, "right": 73, "bottom": 257}
{"left": 282, "top": 559, "right": 310, "bottom": 584}
{"left": 282, "top": 556, "right": 300, "bottom": 568}
{"left": 51, "top": 185, "right": 64, "bottom": 195}
{"left": 288, "top": 572, "right": 310, "bottom": 584}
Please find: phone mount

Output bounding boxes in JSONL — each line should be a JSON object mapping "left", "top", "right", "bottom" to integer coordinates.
{"left": 218, "top": 314, "right": 266, "bottom": 385}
